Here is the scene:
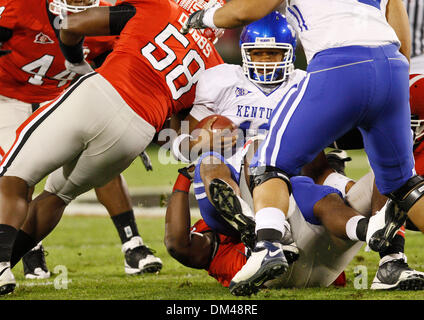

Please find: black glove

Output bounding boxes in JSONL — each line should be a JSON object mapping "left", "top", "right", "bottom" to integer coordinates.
{"left": 180, "top": 9, "right": 207, "bottom": 35}
{"left": 178, "top": 164, "right": 195, "bottom": 181}
{"left": 139, "top": 151, "right": 153, "bottom": 171}
{"left": 0, "top": 49, "right": 11, "bottom": 57}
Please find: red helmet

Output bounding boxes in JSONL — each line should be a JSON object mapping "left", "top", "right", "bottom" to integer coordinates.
{"left": 175, "top": 0, "right": 225, "bottom": 44}
{"left": 410, "top": 74, "right": 424, "bottom": 144}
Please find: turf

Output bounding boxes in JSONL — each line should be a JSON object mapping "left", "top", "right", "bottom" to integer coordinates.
{"left": 2, "top": 216, "right": 424, "bottom": 300}
{"left": 4, "top": 148, "right": 424, "bottom": 301}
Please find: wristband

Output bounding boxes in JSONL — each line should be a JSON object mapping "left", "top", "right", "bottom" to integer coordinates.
{"left": 59, "top": 37, "right": 84, "bottom": 64}
{"left": 172, "top": 173, "right": 192, "bottom": 193}
{"left": 171, "top": 134, "right": 192, "bottom": 163}
{"left": 202, "top": 4, "right": 219, "bottom": 29}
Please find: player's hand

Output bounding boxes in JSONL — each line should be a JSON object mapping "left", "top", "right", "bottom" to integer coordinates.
{"left": 180, "top": 9, "right": 207, "bottom": 35}
{"left": 65, "top": 59, "right": 94, "bottom": 75}
{"left": 190, "top": 116, "right": 237, "bottom": 154}
{"left": 178, "top": 163, "right": 195, "bottom": 182}
{"left": 0, "top": 49, "right": 11, "bottom": 57}
{"left": 180, "top": 0, "right": 221, "bottom": 35}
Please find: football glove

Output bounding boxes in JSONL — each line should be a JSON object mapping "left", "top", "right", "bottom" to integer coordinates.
{"left": 139, "top": 151, "right": 153, "bottom": 171}
{"left": 180, "top": 0, "right": 221, "bottom": 35}
{"left": 177, "top": 163, "right": 195, "bottom": 182}
{"left": 65, "top": 59, "right": 94, "bottom": 75}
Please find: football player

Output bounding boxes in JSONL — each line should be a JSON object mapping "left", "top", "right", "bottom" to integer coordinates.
{"left": 171, "top": 11, "right": 303, "bottom": 245}
{"left": 165, "top": 137, "right": 369, "bottom": 291}
{"left": 181, "top": 0, "right": 424, "bottom": 296}
{"left": 0, "top": 0, "right": 164, "bottom": 279}
{"left": 0, "top": 0, "right": 223, "bottom": 295}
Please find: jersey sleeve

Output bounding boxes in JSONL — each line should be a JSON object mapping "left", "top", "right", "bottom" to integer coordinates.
{"left": 0, "top": 0, "right": 19, "bottom": 30}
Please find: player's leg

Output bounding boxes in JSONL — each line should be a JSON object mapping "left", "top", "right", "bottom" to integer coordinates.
{"left": 95, "top": 175, "right": 162, "bottom": 275}
{"left": 0, "top": 73, "right": 102, "bottom": 294}
{"left": 230, "top": 65, "right": 368, "bottom": 295}
{"left": 197, "top": 153, "right": 256, "bottom": 248}
{"left": 358, "top": 47, "right": 424, "bottom": 250}
{"left": 193, "top": 152, "right": 251, "bottom": 241}
{"left": 10, "top": 190, "right": 66, "bottom": 270}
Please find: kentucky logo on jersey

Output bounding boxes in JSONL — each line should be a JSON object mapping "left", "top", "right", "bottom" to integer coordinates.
{"left": 34, "top": 32, "right": 55, "bottom": 44}
{"left": 235, "top": 87, "right": 252, "bottom": 98}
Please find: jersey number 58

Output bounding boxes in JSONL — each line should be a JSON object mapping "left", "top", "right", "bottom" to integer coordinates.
{"left": 141, "top": 24, "right": 205, "bottom": 100}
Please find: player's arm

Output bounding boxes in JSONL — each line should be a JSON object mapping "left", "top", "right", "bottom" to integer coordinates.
{"left": 59, "top": 4, "right": 135, "bottom": 64}
{"left": 386, "top": 0, "right": 411, "bottom": 63}
{"left": 164, "top": 167, "right": 214, "bottom": 269}
{"left": 181, "top": 0, "right": 283, "bottom": 33}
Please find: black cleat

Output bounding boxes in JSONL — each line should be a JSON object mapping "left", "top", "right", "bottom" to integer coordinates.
{"left": 371, "top": 255, "right": 424, "bottom": 290}
{"left": 22, "top": 242, "right": 51, "bottom": 279}
{"left": 209, "top": 178, "right": 256, "bottom": 249}
{"left": 366, "top": 200, "right": 408, "bottom": 252}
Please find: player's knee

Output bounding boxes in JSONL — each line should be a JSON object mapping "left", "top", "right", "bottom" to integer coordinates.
{"left": 199, "top": 155, "right": 229, "bottom": 182}
{"left": 387, "top": 175, "right": 424, "bottom": 212}
{"left": 249, "top": 166, "right": 292, "bottom": 195}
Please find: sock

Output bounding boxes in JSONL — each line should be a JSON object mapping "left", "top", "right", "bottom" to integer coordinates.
{"left": 111, "top": 210, "right": 140, "bottom": 244}
{"left": 255, "top": 208, "right": 286, "bottom": 242}
{"left": 0, "top": 224, "right": 18, "bottom": 262}
{"left": 10, "top": 230, "right": 38, "bottom": 268}
{"left": 346, "top": 216, "right": 368, "bottom": 241}
{"left": 379, "top": 226, "right": 405, "bottom": 259}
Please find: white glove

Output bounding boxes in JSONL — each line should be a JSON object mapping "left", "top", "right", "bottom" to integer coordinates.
{"left": 65, "top": 60, "right": 94, "bottom": 75}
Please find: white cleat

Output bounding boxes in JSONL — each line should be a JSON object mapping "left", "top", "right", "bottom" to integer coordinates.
{"left": 229, "top": 240, "right": 288, "bottom": 296}
{"left": 0, "top": 262, "right": 16, "bottom": 295}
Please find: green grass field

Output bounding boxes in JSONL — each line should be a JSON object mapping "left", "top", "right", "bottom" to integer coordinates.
{"left": 4, "top": 148, "right": 424, "bottom": 301}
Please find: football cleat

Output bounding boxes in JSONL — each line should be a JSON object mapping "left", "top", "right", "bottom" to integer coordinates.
{"left": 0, "top": 262, "right": 16, "bottom": 295}
{"left": 229, "top": 240, "right": 288, "bottom": 296}
{"left": 22, "top": 242, "right": 51, "bottom": 279}
{"left": 122, "top": 236, "right": 163, "bottom": 275}
{"left": 366, "top": 199, "right": 408, "bottom": 252}
{"left": 371, "top": 254, "right": 424, "bottom": 290}
{"left": 209, "top": 178, "right": 256, "bottom": 249}
{"left": 325, "top": 149, "right": 352, "bottom": 176}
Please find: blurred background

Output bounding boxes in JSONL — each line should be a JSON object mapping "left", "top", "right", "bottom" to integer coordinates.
{"left": 105, "top": 0, "right": 308, "bottom": 69}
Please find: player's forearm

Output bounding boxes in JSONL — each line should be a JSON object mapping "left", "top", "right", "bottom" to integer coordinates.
{"left": 213, "top": 0, "right": 283, "bottom": 28}
{"left": 60, "top": 7, "right": 110, "bottom": 46}
{"left": 164, "top": 192, "right": 193, "bottom": 259}
{"left": 386, "top": 0, "right": 411, "bottom": 63}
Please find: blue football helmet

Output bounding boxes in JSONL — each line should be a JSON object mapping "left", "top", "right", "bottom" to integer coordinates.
{"left": 239, "top": 11, "right": 297, "bottom": 84}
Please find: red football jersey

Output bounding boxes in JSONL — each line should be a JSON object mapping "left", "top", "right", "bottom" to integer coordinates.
{"left": 0, "top": 0, "right": 117, "bottom": 104}
{"left": 414, "top": 144, "right": 424, "bottom": 175}
{"left": 97, "top": 0, "right": 224, "bottom": 131}
{"left": 191, "top": 219, "right": 247, "bottom": 288}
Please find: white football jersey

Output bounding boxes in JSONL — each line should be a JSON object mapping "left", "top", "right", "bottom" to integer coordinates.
{"left": 285, "top": 0, "right": 400, "bottom": 62}
{"left": 191, "top": 64, "right": 306, "bottom": 136}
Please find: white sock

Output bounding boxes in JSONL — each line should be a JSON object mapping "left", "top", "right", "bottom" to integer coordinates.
{"left": 345, "top": 215, "right": 366, "bottom": 241}
{"left": 255, "top": 207, "right": 287, "bottom": 239}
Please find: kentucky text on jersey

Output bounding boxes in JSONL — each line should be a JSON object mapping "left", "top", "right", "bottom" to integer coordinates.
{"left": 236, "top": 105, "right": 273, "bottom": 120}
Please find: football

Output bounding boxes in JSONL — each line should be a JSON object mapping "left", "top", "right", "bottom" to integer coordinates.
{"left": 194, "top": 114, "right": 237, "bottom": 132}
